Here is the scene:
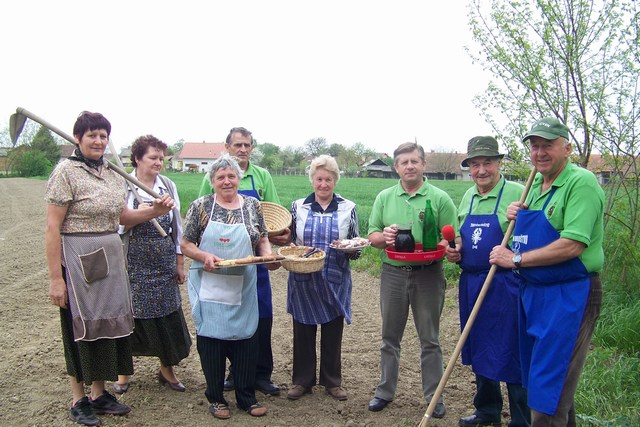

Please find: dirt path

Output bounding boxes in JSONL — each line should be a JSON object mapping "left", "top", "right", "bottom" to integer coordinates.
{"left": 0, "top": 178, "right": 488, "bottom": 427}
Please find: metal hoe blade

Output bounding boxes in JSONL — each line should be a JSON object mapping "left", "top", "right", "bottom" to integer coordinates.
{"left": 9, "top": 112, "right": 27, "bottom": 146}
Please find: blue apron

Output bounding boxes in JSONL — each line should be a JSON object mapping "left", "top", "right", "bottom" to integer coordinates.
{"left": 239, "top": 175, "right": 273, "bottom": 318}
{"left": 512, "top": 187, "right": 590, "bottom": 415}
{"left": 287, "top": 209, "right": 352, "bottom": 325}
{"left": 187, "top": 195, "right": 258, "bottom": 340}
{"left": 459, "top": 180, "right": 522, "bottom": 383}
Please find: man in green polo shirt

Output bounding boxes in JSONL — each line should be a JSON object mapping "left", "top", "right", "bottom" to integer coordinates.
{"left": 198, "top": 127, "right": 290, "bottom": 396}
{"left": 367, "top": 142, "right": 457, "bottom": 418}
{"left": 490, "top": 117, "right": 604, "bottom": 426}
{"left": 446, "top": 136, "right": 529, "bottom": 427}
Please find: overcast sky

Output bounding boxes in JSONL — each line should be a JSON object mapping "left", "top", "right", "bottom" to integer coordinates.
{"left": 0, "top": 1, "right": 493, "bottom": 156}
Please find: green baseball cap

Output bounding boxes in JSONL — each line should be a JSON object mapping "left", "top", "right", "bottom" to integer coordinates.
{"left": 461, "top": 136, "right": 504, "bottom": 167}
{"left": 522, "top": 117, "right": 569, "bottom": 142}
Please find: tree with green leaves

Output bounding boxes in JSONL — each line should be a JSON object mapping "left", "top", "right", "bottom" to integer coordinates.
{"left": 468, "top": 0, "right": 639, "bottom": 243}
{"left": 9, "top": 145, "right": 52, "bottom": 177}
{"left": 31, "top": 125, "right": 60, "bottom": 165}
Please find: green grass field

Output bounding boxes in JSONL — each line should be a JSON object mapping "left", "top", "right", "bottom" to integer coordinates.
{"left": 164, "top": 171, "right": 470, "bottom": 280}
{"left": 164, "top": 171, "right": 471, "bottom": 226}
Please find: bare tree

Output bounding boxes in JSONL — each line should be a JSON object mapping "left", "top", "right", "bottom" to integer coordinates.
{"left": 305, "top": 137, "right": 329, "bottom": 157}
{"left": 468, "top": 0, "right": 639, "bottom": 244}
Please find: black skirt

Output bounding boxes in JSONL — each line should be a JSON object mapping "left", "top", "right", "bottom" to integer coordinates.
{"left": 129, "top": 309, "right": 192, "bottom": 366}
{"left": 60, "top": 307, "right": 134, "bottom": 384}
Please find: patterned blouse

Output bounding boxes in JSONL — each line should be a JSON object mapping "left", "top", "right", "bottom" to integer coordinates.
{"left": 44, "top": 160, "right": 126, "bottom": 233}
{"left": 182, "top": 194, "right": 268, "bottom": 248}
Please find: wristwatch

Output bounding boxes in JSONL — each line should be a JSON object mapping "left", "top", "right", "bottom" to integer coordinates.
{"left": 512, "top": 253, "right": 522, "bottom": 269}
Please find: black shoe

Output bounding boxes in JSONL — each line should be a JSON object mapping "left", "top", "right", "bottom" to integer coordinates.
{"left": 459, "top": 414, "right": 501, "bottom": 426}
{"left": 368, "top": 397, "right": 390, "bottom": 412}
{"left": 223, "top": 376, "right": 234, "bottom": 391}
{"left": 432, "top": 402, "right": 446, "bottom": 419}
{"left": 255, "top": 379, "right": 281, "bottom": 396}
{"left": 69, "top": 397, "right": 101, "bottom": 426}
{"left": 89, "top": 390, "right": 131, "bottom": 416}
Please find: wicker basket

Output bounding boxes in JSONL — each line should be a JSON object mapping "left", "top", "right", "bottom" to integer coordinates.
{"left": 277, "top": 246, "right": 326, "bottom": 273}
{"left": 261, "top": 201, "right": 292, "bottom": 236}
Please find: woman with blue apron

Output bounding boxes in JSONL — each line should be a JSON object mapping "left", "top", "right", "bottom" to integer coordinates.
{"left": 513, "top": 188, "right": 590, "bottom": 417}
{"left": 459, "top": 180, "right": 529, "bottom": 426}
{"left": 187, "top": 194, "right": 262, "bottom": 416}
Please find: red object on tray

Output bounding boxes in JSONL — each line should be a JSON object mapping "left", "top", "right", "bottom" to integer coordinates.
{"left": 385, "top": 243, "right": 446, "bottom": 262}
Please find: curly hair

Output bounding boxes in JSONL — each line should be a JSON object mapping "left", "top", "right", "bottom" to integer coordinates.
{"left": 130, "top": 135, "right": 168, "bottom": 167}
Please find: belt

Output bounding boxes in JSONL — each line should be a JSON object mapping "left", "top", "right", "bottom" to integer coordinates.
{"left": 388, "top": 261, "right": 439, "bottom": 271}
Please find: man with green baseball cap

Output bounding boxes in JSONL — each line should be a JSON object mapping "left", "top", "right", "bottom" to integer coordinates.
{"left": 521, "top": 117, "right": 569, "bottom": 143}
{"left": 490, "top": 117, "right": 604, "bottom": 426}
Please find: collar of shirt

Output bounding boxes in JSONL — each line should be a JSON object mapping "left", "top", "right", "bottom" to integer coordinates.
{"left": 303, "top": 192, "right": 343, "bottom": 213}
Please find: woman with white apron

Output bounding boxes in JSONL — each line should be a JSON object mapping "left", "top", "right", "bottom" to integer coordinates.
{"left": 181, "top": 155, "right": 279, "bottom": 421}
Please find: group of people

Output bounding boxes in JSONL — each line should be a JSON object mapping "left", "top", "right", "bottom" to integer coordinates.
{"left": 45, "top": 113, "right": 604, "bottom": 427}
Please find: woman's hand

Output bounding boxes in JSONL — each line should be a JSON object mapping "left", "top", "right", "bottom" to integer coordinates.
{"left": 265, "top": 259, "right": 281, "bottom": 271}
{"left": 203, "top": 253, "right": 222, "bottom": 272}
{"left": 152, "top": 194, "right": 175, "bottom": 215}
{"left": 49, "top": 277, "right": 68, "bottom": 308}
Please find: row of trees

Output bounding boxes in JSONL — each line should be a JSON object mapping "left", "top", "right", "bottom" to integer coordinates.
{"left": 251, "top": 137, "right": 384, "bottom": 175}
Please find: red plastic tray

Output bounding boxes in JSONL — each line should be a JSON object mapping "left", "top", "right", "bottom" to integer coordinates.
{"left": 385, "top": 243, "right": 445, "bottom": 262}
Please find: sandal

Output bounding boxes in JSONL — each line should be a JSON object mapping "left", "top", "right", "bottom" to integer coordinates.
{"left": 247, "top": 403, "right": 267, "bottom": 417}
{"left": 209, "top": 402, "right": 231, "bottom": 420}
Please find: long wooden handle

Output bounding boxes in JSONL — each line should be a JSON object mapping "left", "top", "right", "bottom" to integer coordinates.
{"left": 215, "top": 255, "right": 285, "bottom": 267}
{"left": 14, "top": 107, "right": 162, "bottom": 199}
{"left": 418, "top": 167, "right": 537, "bottom": 427}
{"left": 106, "top": 139, "right": 167, "bottom": 237}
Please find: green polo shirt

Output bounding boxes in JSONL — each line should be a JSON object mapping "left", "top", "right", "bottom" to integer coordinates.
{"left": 457, "top": 176, "right": 524, "bottom": 235}
{"left": 198, "top": 162, "right": 281, "bottom": 204}
{"left": 525, "top": 161, "right": 605, "bottom": 273}
{"left": 368, "top": 179, "right": 458, "bottom": 266}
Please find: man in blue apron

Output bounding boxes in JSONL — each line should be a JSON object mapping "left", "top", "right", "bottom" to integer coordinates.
{"left": 490, "top": 118, "right": 604, "bottom": 426}
{"left": 446, "top": 136, "right": 530, "bottom": 427}
{"left": 198, "top": 127, "right": 290, "bottom": 396}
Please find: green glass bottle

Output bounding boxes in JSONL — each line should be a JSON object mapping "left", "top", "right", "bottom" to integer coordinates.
{"left": 422, "top": 199, "right": 438, "bottom": 251}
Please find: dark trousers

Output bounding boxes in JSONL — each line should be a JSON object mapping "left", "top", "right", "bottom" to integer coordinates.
{"left": 531, "top": 276, "right": 602, "bottom": 427}
{"left": 227, "top": 317, "right": 274, "bottom": 383}
{"left": 197, "top": 333, "right": 258, "bottom": 411}
{"left": 474, "top": 374, "right": 530, "bottom": 427}
{"left": 292, "top": 316, "right": 344, "bottom": 388}
{"left": 255, "top": 317, "right": 274, "bottom": 381}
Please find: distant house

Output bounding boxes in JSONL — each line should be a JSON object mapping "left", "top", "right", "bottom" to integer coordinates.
{"left": 174, "top": 142, "right": 226, "bottom": 172}
{"left": 362, "top": 159, "right": 396, "bottom": 178}
{"left": 0, "top": 147, "right": 9, "bottom": 173}
{"left": 118, "top": 147, "right": 132, "bottom": 167}
{"left": 424, "top": 152, "right": 467, "bottom": 181}
{"left": 361, "top": 152, "right": 470, "bottom": 180}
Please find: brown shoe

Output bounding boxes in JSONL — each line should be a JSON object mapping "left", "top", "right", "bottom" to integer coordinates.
{"left": 287, "top": 384, "right": 311, "bottom": 400}
{"left": 326, "top": 386, "right": 348, "bottom": 401}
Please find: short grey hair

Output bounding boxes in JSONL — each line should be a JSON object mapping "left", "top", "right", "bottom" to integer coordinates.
{"left": 309, "top": 154, "right": 340, "bottom": 184}
{"left": 209, "top": 154, "right": 244, "bottom": 183}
